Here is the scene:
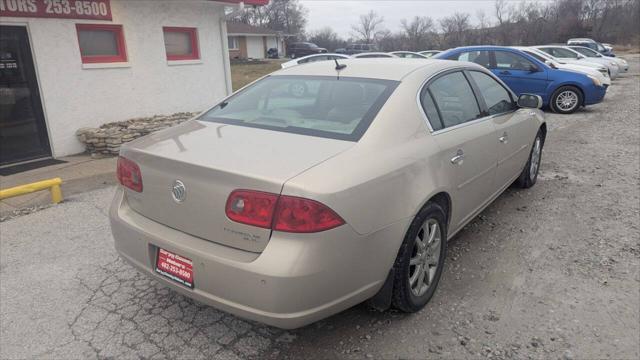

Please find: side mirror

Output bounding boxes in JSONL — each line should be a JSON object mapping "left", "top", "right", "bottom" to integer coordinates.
{"left": 517, "top": 94, "right": 543, "bottom": 109}
{"left": 528, "top": 64, "right": 540, "bottom": 72}
{"left": 544, "top": 60, "right": 557, "bottom": 69}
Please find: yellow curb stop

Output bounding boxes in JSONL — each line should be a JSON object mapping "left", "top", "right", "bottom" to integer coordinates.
{"left": 0, "top": 178, "right": 63, "bottom": 204}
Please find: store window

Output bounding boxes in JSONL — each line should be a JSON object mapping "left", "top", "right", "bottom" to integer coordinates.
{"left": 163, "top": 27, "right": 199, "bottom": 60}
{"left": 76, "top": 24, "right": 127, "bottom": 63}
{"left": 228, "top": 36, "right": 239, "bottom": 50}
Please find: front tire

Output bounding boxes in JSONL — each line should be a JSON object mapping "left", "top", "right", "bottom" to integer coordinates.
{"left": 392, "top": 202, "right": 447, "bottom": 312}
{"left": 550, "top": 86, "right": 582, "bottom": 114}
{"left": 516, "top": 129, "right": 544, "bottom": 188}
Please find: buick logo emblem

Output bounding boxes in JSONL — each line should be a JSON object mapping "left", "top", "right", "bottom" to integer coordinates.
{"left": 171, "top": 180, "right": 186, "bottom": 203}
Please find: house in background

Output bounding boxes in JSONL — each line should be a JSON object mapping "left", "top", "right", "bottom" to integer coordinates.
{"left": 227, "top": 22, "right": 287, "bottom": 59}
{"left": 0, "top": 0, "right": 268, "bottom": 167}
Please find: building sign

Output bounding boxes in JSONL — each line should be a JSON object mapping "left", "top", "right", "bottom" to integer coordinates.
{"left": 0, "top": 0, "right": 112, "bottom": 20}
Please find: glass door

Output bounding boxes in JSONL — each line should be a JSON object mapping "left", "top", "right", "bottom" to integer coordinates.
{"left": 0, "top": 26, "right": 51, "bottom": 166}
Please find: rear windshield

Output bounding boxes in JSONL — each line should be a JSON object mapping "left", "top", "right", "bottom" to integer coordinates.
{"left": 199, "top": 75, "right": 398, "bottom": 141}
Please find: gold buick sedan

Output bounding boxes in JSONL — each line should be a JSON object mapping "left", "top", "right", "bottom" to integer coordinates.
{"left": 110, "top": 58, "right": 546, "bottom": 329}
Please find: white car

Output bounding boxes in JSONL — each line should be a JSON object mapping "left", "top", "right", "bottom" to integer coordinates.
{"left": 513, "top": 47, "right": 611, "bottom": 87}
{"left": 351, "top": 52, "right": 399, "bottom": 59}
{"left": 281, "top": 53, "right": 350, "bottom": 69}
{"left": 389, "top": 51, "right": 429, "bottom": 59}
{"left": 419, "top": 50, "right": 442, "bottom": 58}
{"left": 534, "top": 45, "right": 619, "bottom": 79}
{"left": 569, "top": 46, "right": 628, "bottom": 73}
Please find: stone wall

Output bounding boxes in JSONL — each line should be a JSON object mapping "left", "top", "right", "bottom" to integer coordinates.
{"left": 76, "top": 112, "right": 198, "bottom": 156}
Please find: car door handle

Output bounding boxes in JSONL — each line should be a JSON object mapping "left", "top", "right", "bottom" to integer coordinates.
{"left": 450, "top": 150, "right": 465, "bottom": 165}
{"left": 499, "top": 70, "right": 511, "bottom": 75}
{"left": 499, "top": 133, "right": 508, "bottom": 144}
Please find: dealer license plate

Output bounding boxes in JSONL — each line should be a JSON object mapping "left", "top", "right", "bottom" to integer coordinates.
{"left": 155, "top": 248, "right": 194, "bottom": 288}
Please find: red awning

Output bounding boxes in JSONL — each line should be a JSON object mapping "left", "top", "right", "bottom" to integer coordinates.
{"left": 218, "top": 0, "right": 270, "bottom": 5}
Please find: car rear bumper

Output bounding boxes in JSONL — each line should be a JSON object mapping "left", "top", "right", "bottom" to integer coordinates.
{"left": 109, "top": 188, "right": 408, "bottom": 329}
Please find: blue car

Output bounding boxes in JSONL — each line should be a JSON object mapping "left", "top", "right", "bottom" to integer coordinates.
{"left": 435, "top": 46, "right": 607, "bottom": 114}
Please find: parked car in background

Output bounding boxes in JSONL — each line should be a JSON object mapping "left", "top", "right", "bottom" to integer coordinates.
{"left": 569, "top": 45, "right": 628, "bottom": 73}
{"left": 111, "top": 58, "right": 547, "bottom": 329}
{"left": 351, "top": 52, "right": 398, "bottom": 59}
{"left": 512, "top": 47, "right": 611, "bottom": 87}
{"left": 389, "top": 51, "right": 429, "bottom": 59}
{"left": 340, "top": 44, "right": 379, "bottom": 55}
{"left": 567, "top": 38, "right": 616, "bottom": 57}
{"left": 534, "top": 45, "right": 619, "bottom": 79}
{"left": 419, "top": 50, "right": 442, "bottom": 58}
{"left": 436, "top": 46, "right": 607, "bottom": 114}
{"left": 288, "top": 42, "right": 327, "bottom": 59}
{"left": 281, "top": 53, "right": 350, "bottom": 69}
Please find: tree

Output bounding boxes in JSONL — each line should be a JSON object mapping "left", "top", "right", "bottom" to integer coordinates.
{"left": 308, "top": 27, "right": 346, "bottom": 51}
{"left": 400, "top": 16, "right": 435, "bottom": 51}
{"left": 351, "top": 10, "right": 385, "bottom": 43}
{"left": 439, "top": 12, "right": 471, "bottom": 48}
{"left": 475, "top": 9, "right": 490, "bottom": 44}
{"left": 231, "top": 0, "right": 308, "bottom": 42}
{"left": 494, "top": 0, "right": 509, "bottom": 45}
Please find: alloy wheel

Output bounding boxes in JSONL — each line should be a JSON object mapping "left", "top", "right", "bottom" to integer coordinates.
{"left": 408, "top": 218, "right": 441, "bottom": 297}
{"left": 555, "top": 90, "right": 579, "bottom": 112}
{"left": 530, "top": 136, "right": 541, "bottom": 180}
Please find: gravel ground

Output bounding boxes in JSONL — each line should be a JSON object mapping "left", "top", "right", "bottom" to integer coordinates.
{"left": 1, "top": 56, "right": 638, "bottom": 359}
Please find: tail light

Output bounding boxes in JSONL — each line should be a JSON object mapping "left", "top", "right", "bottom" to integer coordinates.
{"left": 273, "top": 196, "right": 345, "bottom": 233}
{"left": 117, "top": 156, "right": 143, "bottom": 192}
{"left": 225, "top": 190, "right": 278, "bottom": 229}
{"left": 225, "top": 190, "right": 345, "bottom": 233}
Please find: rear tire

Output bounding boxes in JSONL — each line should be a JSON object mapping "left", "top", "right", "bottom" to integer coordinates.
{"left": 516, "top": 129, "right": 544, "bottom": 188}
{"left": 391, "top": 202, "right": 447, "bottom": 312}
{"left": 550, "top": 86, "right": 582, "bottom": 114}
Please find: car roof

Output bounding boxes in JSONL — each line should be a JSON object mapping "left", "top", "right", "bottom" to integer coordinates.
{"left": 272, "top": 58, "right": 471, "bottom": 81}
{"left": 352, "top": 52, "right": 398, "bottom": 58}
{"left": 440, "top": 45, "right": 534, "bottom": 56}
{"left": 568, "top": 38, "right": 595, "bottom": 42}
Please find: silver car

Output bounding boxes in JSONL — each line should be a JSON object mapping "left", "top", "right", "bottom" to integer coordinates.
{"left": 110, "top": 58, "right": 546, "bottom": 329}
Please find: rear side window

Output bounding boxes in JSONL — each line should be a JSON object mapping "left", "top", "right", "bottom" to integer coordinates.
{"left": 453, "top": 51, "right": 491, "bottom": 68}
{"left": 494, "top": 51, "right": 535, "bottom": 71}
{"left": 422, "top": 72, "right": 482, "bottom": 129}
{"left": 420, "top": 90, "right": 443, "bottom": 131}
{"left": 200, "top": 76, "right": 398, "bottom": 141}
{"left": 468, "top": 71, "right": 515, "bottom": 115}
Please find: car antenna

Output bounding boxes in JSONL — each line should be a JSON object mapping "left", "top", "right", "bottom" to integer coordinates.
{"left": 334, "top": 58, "right": 347, "bottom": 71}
{"left": 334, "top": 58, "right": 346, "bottom": 79}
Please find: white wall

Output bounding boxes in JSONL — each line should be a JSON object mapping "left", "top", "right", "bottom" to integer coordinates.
{"left": 246, "top": 36, "right": 264, "bottom": 59}
{"left": 1, "top": 0, "right": 230, "bottom": 157}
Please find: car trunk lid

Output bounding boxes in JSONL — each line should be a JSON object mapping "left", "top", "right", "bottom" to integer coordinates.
{"left": 121, "top": 120, "right": 353, "bottom": 253}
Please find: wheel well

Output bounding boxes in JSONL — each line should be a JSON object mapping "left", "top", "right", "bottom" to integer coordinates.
{"left": 539, "top": 123, "right": 547, "bottom": 146}
{"left": 428, "top": 192, "right": 451, "bottom": 230}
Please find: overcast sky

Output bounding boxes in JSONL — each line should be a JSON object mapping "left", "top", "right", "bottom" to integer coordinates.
{"left": 300, "top": 0, "right": 508, "bottom": 35}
